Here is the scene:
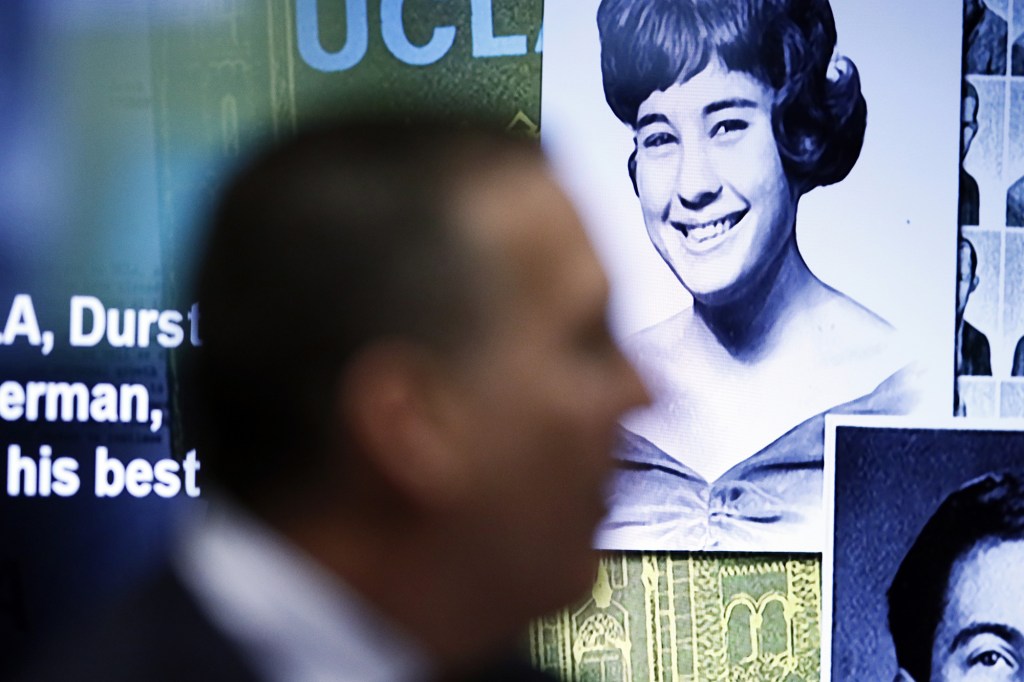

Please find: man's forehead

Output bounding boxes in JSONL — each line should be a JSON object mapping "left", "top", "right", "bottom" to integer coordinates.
{"left": 943, "top": 539, "right": 1024, "bottom": 629}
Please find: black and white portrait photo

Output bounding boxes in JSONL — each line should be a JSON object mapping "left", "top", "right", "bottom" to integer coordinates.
{"left": 956, "top": 236, "right": 992, "bottom": 382}
{"left": 1006, "top": 76, "right": 1024, "bottom": 228}
{"left": 959, "top": 76, "right": 1004, "bottom": 232}
{"left": 960, "top": 81, "right": 981, "bottom": 227}
{"left": 825, "top": 418, "right": 1024, "bottom": 681}
{"left": 542, "top": 1, "right": 960, "bottom": 551}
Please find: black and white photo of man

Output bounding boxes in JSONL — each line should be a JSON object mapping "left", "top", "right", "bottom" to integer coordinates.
{"left": 889, "top": 472, "right": 1024, "bottom": 682}
{"left": 955, "top": 236, "right": 992, "bottom": 381}
{"left": 828, "top": 423, "right": 1024, "bottom": 681}
{"left": 960, "top": 82, "right": 980, "bottom": 227}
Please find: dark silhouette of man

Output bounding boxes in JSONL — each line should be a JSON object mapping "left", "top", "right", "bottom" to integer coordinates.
{"left": 22, "top": 119, "right": 648, "bottom": 681}
{"left": 888, "top": 472, "right": 1024, "bottom": 682}
{"left": 964, "top": 0, "right": 1008, "bottom": 75}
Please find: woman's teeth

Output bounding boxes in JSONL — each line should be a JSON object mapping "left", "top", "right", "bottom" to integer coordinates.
{"left": 673, "top": 212, "right": 745, "bottom": 242}
{"left": 687, "top": 217, "right": 733, "bottom": 242}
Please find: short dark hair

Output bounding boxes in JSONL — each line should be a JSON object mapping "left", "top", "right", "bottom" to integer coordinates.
{"left": 887, "top": 472, "right": 1024, "bottom": 681}
{"left": 598, "top": 0, "right": 866, "bottom": 193}
{"left": 188, "top": 117, "right": 542, "bottom": 512}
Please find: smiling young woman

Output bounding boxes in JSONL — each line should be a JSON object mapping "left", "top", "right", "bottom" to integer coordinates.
{"left": 594, "top": 0, "right": 920, "bottom": 552}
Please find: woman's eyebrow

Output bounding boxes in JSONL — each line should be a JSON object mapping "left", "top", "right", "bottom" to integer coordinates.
{"left": 703, "top": 98, "right": 758, "bottom": 116}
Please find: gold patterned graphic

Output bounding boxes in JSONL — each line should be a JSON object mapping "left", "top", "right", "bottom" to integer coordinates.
{"left": 506, "top": 110, "right": 539, "bottom": 138}
{"left": 531, "top": 554, "right": 820, "bottom": 682}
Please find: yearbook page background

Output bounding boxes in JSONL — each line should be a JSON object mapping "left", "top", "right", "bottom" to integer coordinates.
{"left": 956, "top": 0, "right": 1024, "bottom": 416}
{"left": 542, "top": 0, "right": 961, "bottom": 410}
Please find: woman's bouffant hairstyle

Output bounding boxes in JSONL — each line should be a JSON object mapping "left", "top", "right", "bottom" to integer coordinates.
{"left": 598, "top": 0, "right": 866, "bottom": 194}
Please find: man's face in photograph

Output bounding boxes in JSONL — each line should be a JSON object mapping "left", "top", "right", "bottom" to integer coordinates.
{"left": 962, "top": 92, "right": 978, "bottom": 161}
{"left": 957, "top": 240, "right": 978, "bottom": 318}
{"left": 928, "top": 539, "right": 1024, "bottom": 681}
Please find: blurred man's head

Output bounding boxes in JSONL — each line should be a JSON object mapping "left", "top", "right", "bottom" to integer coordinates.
{"left": 957, "top": 236, "right": 980, "bottom": 320}
{"left": 888, "top": 472, "right": 1024, "bottom": 682}
{"left": 190, "top": 117, "right": 647, "bottom": 663}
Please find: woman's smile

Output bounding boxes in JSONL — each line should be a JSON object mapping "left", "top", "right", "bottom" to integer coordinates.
{"left": 671, "top": 208, "right": 749, "bottom": 248}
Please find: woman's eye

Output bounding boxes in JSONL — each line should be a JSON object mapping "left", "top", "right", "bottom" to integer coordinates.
{"left": 642, "top": 131, "right": 677, "bottom": 148}
{"left": 710, "top": 119, "right": 749, "bottom": 138}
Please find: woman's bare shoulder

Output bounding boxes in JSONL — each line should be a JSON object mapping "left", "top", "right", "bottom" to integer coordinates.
{"left": 621, "top": 309, "right": 712, "bottom": 383}
{"left": 623, "top": 308, "right": 696, "bottom": 359}
{"left": 788, "top": 294, "right": 916, "bottom": 414}
{"left": 807, "top": 289, "right": 899, "bottom": 361}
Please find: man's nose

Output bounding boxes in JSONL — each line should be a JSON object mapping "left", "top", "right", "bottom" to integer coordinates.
{"left": 676, "top": 148, "right": 721, "bottom": 211}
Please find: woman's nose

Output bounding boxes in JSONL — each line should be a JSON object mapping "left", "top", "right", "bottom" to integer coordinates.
{"left": 676, "top": 149, "right": 722, "bottom": 211}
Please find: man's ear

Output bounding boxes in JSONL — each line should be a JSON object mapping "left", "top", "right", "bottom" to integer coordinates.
{"left": 970, "top": 274, "right": 980, "bottom": 294}
{"left": 894, "top": 668, "right": 918, "bottom": 682}
{"left": 338, "top": 341, "right": 469, "bottom": 508}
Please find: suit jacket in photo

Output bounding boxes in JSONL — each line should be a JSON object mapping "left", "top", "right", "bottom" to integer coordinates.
{"left": 959, "top": 320, "right": 993, "bottom": 376}
{"left": 965, "top": 5, "right": 1008, "bottom": 75}
{"left": 961, "top": 168, "right": 980, "bottom": 226}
